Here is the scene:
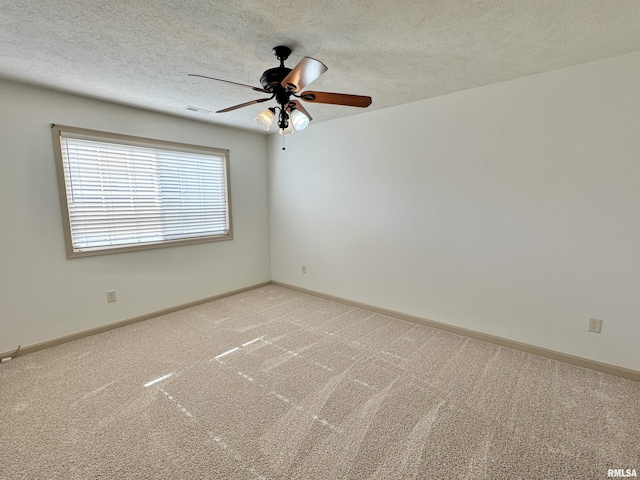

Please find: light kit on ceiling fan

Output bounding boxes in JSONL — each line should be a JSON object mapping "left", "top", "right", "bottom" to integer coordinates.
{"left": 189, "top": 45, "right": 372, "bottom": 138}
{"left": 276, "top": 108, "right": 294, "bottom": 136}
{"left": 256, "top": 104, "right": 308, "bottom": 134}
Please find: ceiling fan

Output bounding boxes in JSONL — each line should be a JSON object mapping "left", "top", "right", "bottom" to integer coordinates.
{"left": 189, "top": 46, "right": 372, "bottom": 135}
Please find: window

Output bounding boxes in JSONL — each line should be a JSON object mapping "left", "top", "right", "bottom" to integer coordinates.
{"left": 51, "top": 125, "right": 232, "bottom": 258}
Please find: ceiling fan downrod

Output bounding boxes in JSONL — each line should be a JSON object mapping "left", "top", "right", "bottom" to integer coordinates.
{"left": 272, "top": 45, "right": 291, "bottom": 67}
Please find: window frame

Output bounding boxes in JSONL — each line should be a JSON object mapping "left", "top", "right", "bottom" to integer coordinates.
{"left": 51, "top": 124, "right": 233, "bottom": 258}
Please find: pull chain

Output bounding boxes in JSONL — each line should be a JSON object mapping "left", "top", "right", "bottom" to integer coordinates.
{"left": 282, "top": 135, "right": 286, "bottom": 151}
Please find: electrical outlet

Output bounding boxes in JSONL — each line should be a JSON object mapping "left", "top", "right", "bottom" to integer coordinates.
{"left": 107, "top": 290, "right": 117, "bottom": 303}
{"left": 588, "top": 318, "right": 602, "bottom": 333}
{"left": 302, "top": 265, "right": 307, "bottom": 274}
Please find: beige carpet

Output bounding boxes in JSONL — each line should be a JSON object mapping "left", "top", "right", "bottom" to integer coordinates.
{"left": 1, "top": 285, "right": 638, "bottom": 479}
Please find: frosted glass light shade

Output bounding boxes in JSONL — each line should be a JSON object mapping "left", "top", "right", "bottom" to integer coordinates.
{"left": 279, "top": 122, "right": 294, "bottom": 136}
{"left": 290, "top": 109, "right": 310, "bottom": 131}
{"left": 255, "top": 108, "right": 275, "bottom": 130}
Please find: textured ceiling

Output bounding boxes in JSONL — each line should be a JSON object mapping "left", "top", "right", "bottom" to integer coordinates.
{"left": 2, "top": 1, "right": 640, "bottom": 134}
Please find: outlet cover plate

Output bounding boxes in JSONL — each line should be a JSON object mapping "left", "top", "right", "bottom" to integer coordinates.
{"left": 588, "top": 318, "right": 602, "bottom": 333}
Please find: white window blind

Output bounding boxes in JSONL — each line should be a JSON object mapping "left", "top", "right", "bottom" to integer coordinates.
{"left": 52, "top": 125, "right": 231, "bottom": 257}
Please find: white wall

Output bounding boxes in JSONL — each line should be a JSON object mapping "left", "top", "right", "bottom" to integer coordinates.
{"left": 0, "top": 79, "right": 270, "bottom": 354}
{"left": 268, "top": 52, "right": 640, "bottom": 371}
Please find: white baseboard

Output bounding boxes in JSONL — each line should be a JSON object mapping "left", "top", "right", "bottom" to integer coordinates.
{"left": 0, "top": 281, "right": 271, "bottom": 360}
{"left": 272, "top": 281, "right": 640, "bottom": 382}
{"left": 4, "top": 279, "right": 637, "bottom": 382}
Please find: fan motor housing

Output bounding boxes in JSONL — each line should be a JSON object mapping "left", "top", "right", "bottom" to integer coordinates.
{"left": 260, "top": 67, "right": 291, "bottom": 92}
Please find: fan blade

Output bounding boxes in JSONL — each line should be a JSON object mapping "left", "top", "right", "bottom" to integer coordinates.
{"left": 281, "top": 57, "right": 328, "bottom": 92}
{"left": 300, "top": 91, "right": 372, "bottom": 108}
{"left": 216, "top": 97, "right": 271, "bottom": 113}
{"left": 188, "top": 74, "right": 269, "bottom": 93}
{"left": 289, "top": 100, "right": 313, "bottom": 122}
